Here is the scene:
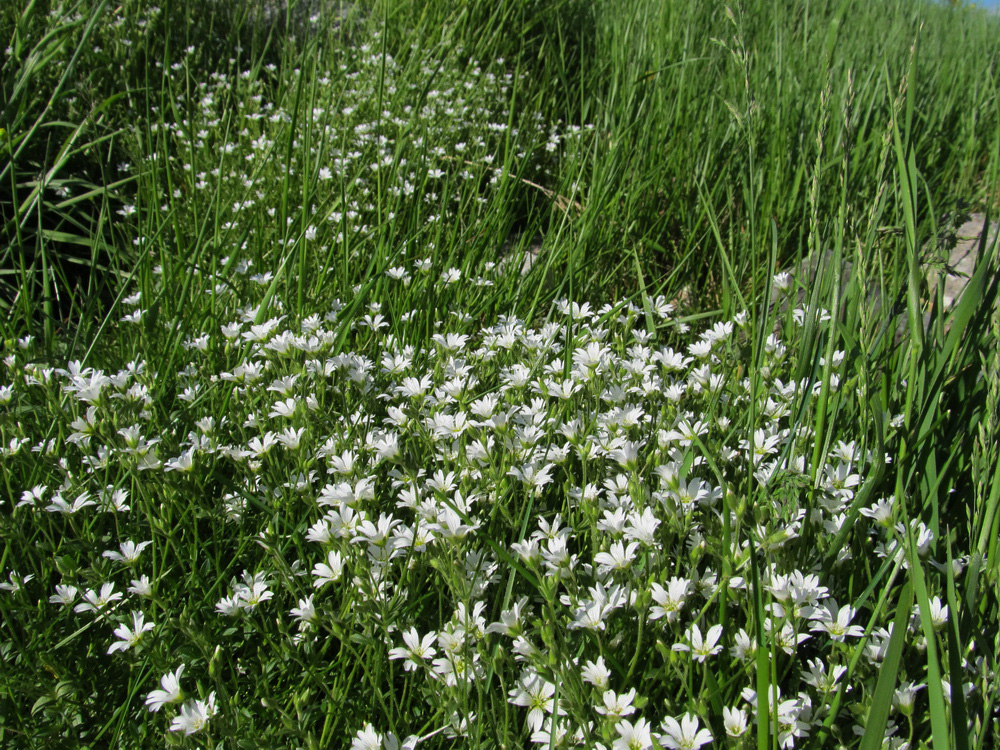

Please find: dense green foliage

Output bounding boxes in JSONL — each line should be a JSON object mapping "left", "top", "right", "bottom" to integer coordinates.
{"left": 1, "top": 1, "right": 998, "bottom": 748}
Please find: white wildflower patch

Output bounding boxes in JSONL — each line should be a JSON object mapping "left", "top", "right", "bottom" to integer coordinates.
{"left": 6, "top": 269, "right": 976, "bottom": 745}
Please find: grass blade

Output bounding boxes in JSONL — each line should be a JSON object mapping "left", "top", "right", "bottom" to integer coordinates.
{"left": 859, "top": 580, "right": 914, "bottom": 750}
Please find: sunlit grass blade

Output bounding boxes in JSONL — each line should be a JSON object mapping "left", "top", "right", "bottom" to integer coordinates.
{"left": 900, "top": 494, "right": 951, "bottom": 750}
{"left": 859, "top": 579, "right": 914, "bottom": 750}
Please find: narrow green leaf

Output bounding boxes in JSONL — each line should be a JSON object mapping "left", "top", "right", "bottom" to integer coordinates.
{"left": 747, "top": 532, "right": 771, "bottom": 750}
{"left": 944, "top": 534, "right": 970, "bottom": 750}
{"left": 859, "top": 580, "right": 913, "bottom": 750}
{"left": 901, "top": 497, "right": 951, "bottom": 750}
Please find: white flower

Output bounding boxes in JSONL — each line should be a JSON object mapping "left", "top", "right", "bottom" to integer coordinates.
{"left": 107, "top": 611, "right": 154, "bottom": 653}
{"left": 859, "top": 496, "right": 895, "bottom": 527}
{"left": 918, "top": 597, "right": 949, "bottom": 632}
{"left": 508, "top": 671, "right": 559, "bottom": 732}
{"left": 801, "top": 658, "right": 847, "bottom": 693}
{"left": 511, "top": 537, "right": 540, "bottom": 564}
{"left": 169, "top": 692, "right": 217, "bottom": 734}
{"left": 809, "top": 599, "right": 865, "bottom": 641}
{"left": 723, "top": 706, "right": 748, "bottom": 737}
{"left": 164, "top": 449, "right": 195, "bottom": 472}
{"left": 581, "top": 656, "right": 611, "bottom": 690}
{"left": 352, "top": 723, "right": 416, "bottom": 750}
{"left": 145, "top": 664, "right": 184, "bottom": 711}
{"left": 128, "top": 576, "right": 153, "bottom": 597}
{"left": 312, "top": 550, "right": 344, "bottom": 588}
{"left": 730, "top": 628, "right": 757, "bottom": 660}
{"left": 624, "top": 507, "right": 660, "bottom": 546}
{"left": 235, "top": 572, "right": 273, "bottom": 609}
{"left": 613, "top": 717, "right": 653, "bottom": 750}
{"left": 0, "top": 571, "right": 34, "bottom": 592}
{"left": 892, "top": 681, "right": 925, "bottom": 716}
{"left": 507, "top": 462, "right": 555, "bottom": 491}
{"left": 275, "top": 426, "right": 306, "bottom": 450}
{"left": 290, "top": 595, "right": 317, "bottom": 626}
{"left": 268, "top": 397, "right": 299, "bottom": 418}
{"left": 45, "top": 490, "right": 96, "bottom": 514}
{"left": 17, "top": 484, "right": 47, "bottom": 508}
{"left": 74, "top": 582, "right": 122, "bottom": 614}
{"left": 215, "top": 594, "right": 241, "bottom": 617}
{"left": 102, "top": 540, "right": 152, "bottom": 564}
{"left": 595, "top": 688, "right": 637, "bottom": 719}
{"left": 771, "top": 618, "right": 812, "bottom": 654}
{"left": 594, "top": 541, "right": 639, "bottom": 574}
{"left": 49, "top": 584, "right": 78, "bottom": 606}
{"left": 352, "top": 723, "right": 383, "bottom": 750}
{"left": 656, "top": 713, "right": 713, "bottom": 750}
{"left": 672, "top": 623, "right": 723, "bottom": 662}
{"left": 388, "top": 627, "right": 438, "bottom": 671}
{"left": 649, "top": 577, "right": 690, "bottom": 623}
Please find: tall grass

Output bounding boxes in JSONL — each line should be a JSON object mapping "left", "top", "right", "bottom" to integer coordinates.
{"left": 1, "top": 0, "right": 998, "bottom": 747}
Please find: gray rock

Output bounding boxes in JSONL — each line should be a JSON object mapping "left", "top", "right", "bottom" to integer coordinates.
{"left": 927, "top": 213, "right": 998, "bottom": 311}
{"left": 785, "top": 213, "right": 998, "bottom": 338}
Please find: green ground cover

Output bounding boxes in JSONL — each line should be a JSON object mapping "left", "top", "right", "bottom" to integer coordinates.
{"left": 1, "top": 0, "right": 998, "bottom": 747}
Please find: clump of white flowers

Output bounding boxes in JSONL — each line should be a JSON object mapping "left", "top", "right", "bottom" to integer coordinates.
{"left": 3, "top": 269, "right": 984, "bottom": 746}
